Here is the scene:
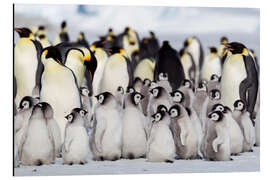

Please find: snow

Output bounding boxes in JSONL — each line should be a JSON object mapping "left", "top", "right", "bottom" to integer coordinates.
{"left": 14, "top": 147, "right": 259, "bottom": 176}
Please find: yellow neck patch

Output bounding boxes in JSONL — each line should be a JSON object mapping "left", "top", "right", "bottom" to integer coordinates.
{"left": 242, "top": 48, "right": 248, "bottom": 56}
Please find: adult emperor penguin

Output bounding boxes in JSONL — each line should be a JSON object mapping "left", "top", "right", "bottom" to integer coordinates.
{"left": 179, "top": 48, "right": 196, "bottom": 82}
{"left": 19, "top": 103, "right": 55, "bottom": 166}
{"left": 76, "top": 32, "right": 89, "bottom": 47}
{"left": 169, "top": 104, "right": 199, "bottom": 159}
{"left": 62, "top": 108, "right": 90, "bottom": 165}
{"left": 204, "top": 111, "right": 231, "bottom": 161}
{"left": 36, "top": 26, "right": 51, "bottom": 48}
{"left": 154, "top": 41, "right": 185, "bottom": 90}
{"left": 14, "top": 27, "right": 43, "bottom": 106}
{"left": 39, "top": 102, "right": 62, "bottom": 158}
{"left": 122, "top": 92, "right": 148, "bottom": 159}
{"left": 90, "top": 92, "right": 122, "bottom": 161}
{"left": 183, "top": 37, "right": 204, "bottom": 84}
{"left": 147, "top": 109, "right": 175, "bottom": 163}
{"left": 99, "top": 47, "right": 133, "bottom": 96}
{"left": 232, "top": 100, "right": 255, "bottom": 152}
{"left": 217, "top": 36, "right": 228, "bottom": 60}
{"left": 147, "top": 31, "right": 160, "bottom": 59}
{"left": 201, "top": 47, "right": 221, "bottom": 81}
{"left": 40, "top": 46, "right": 82, "bottom": 142}
{"left": 122, "top": 27, "right": 140, "bottom": 60}
{"left": 53, "top": 21, "right": 69, "bottom": 45}
{"left": 134, "top": 58, "right": 155, "bottom": 81}
{"left": 220, "top": 42, "right": 259, "bottom": 118}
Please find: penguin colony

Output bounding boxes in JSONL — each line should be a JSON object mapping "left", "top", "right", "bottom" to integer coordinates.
{"left": 14, "top": 21, "right": 260, "bottom": 167}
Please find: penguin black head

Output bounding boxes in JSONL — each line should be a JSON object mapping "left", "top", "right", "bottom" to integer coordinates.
{"left": 158, "top": 72, "right": 168, "bottom": 81}
{"left": 65, "top": 113, "right": 74, "bottom": 123}
{"left": 124, "top": 27, "right": 130, "bottom": 34}
{"left": 108, "top": 46, "right": 124, "bottom": 55}
{"left": 208, "top": 111, "right": 223, "bottom": 122}
{"left": 133, "top": 77, "right": 142, "bottom": 85}
{"left": 130, "top": 92, "right": 144, "bottom": 105}
{"left": 61, "top": 21, "right": 67, "bottom": 29}
{"left": 126, "top": 86, "right": 135, "bottom": 94}
{"left": 221, "top": 36, "right": 228, "bottom": 44}
{"left": 170, "top": 90, "right": 185, "bottom": 104}
{"left": 38, "top": 26, "right": 45, "bottom": 31}
{"left": 179, "top": 48, "right": 185, "bottom": 57}
{"left": 143, "top": 78, "right": 151, "bottom": 87}
{"left": 197, "top": 81, "right": 208, "bottom": 92}
{"left": 95, "top": 92, "right": 113, "bottom": 105}
{"left": 109, "top": 28, "right": 113, "bottom": 33}
{"left": 149, "top": 86, "right": 165, "bottom": 98}
{"left": 157, "top": 104, "right": 168, "bottom": 113}
{"left": 83, "top": 49, "right": 97, "bottom": 80}
{"left": 211, "top": 103, "right": 225, "bottom": 113}
{"left": 42, "top": 46, "right": 63, "bottom": 64}
{"left": 223, "top": 106, "right": 232, "bottom": 114}
{"left": 209, "top": 89, "right": 221, "bottom": 100}
{"left": 225, "top": 42, "right": 247, "bottom": 55}
{"left": 18, "top": 96, "right": 35, "bottom": 111}
{"left": 117, "top": 86, "right": 124, "bottom": 95}
{"left": 72, "top": 107, "right": 88, "bottom": 118}
{"left": 182, "top": 79, "right": 192, "bottom": 89}
{"left": 209, "top": 47, "right": 217, "bottom": 53}
{"left": 162, "top": 41, "right": 170, "bottom": 48}
{"left": 210, "top": 74, "right": 220, "bottom": 82}
{"left": 39, "top": 102, "right": 54, "bottom": 119}
{"left": 80, "top": 87, "right": 90, "bottom": 97}
{"left": 233, "top": 99, "right": 246, "bottom": 112}
{"left": 38, "top": 34, "right": 46, "bottom": 40}
{"left": 15, "top": 27, "right": 33, "bottom": 38}
{"left": 149, "top": 31, "right": 155, "bottom": 38}
{"left": 168, "top": 104, "right": 181, "bottom": 118}
{"left": 183, "top": 38, "right": 193, "bottom": 48}
{"left": 151, "top": 109, "right": 166, "bottom": 123}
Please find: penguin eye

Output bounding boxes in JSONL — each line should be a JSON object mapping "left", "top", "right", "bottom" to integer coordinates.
{"left": 98, "top": 95, "right": 104, "bottom": 103}
{"left": 170, "top": 109, "right": 178, "bottom": 117}
{"left": 134, "top": 94, "right": 141, "bottom": 104}
{"left": 22, "top": 101, "right": 29, "bottom": 108}
{"left": 155, "top": 113, "right": 161, "bottom": 121}
{"left": 83, "top": 89, "right": 89, "bottom": 96}
{"left": 153, "top": 89, "right": 158, "bottom": 96}
{"left": 68, "top": 115, "right": 73, "bottom": 122}
{"left": 80, "top": 110, "right": 86, "bottom": 117}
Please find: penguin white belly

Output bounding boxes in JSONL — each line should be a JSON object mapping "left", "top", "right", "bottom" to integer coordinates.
{"left": 122, "top": 107, "right": 147, "bottom": 158}
{"left": 21, "top": 120, "right": 53, "bottom": 164}
{"left": 40, "top": 67, "right": 81, "bottom": 142}
{"left": 100, "top": 55, "right": 129, "bottom": 96}
{"left": 14, "top": 41, "right": 38, "bottom": 106}
{"left": 201, "top": 56, "right": 221, "bottom": 81}
{"left": 181, "top": 54, "right": 192, "bottom": 79}
{"left": 65, "top": 60, "right": 85, "bottom": 87}
{"left": 134, "top": 59, "right": 155, "bottom": 81}
{"left": 221, "top": 55, "right": 247, "bottom": 110}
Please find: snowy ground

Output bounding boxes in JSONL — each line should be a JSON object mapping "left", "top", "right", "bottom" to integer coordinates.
{"left": 14, "top": 147, "right": 259, "bottom": 176}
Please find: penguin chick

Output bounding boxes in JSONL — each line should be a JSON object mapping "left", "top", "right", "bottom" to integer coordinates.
{"left": 207, "top": 74, "right": 221, "bottom": 92}
{"left": 133, "top": 77, "right": 143, "bottom": 93}
{"left": 115, "top": 86, "right": 125, "bottom": 107}
{"left": 19, "top": 103, "right": 55, "bottom": 165}
{"left": 206, "top": 111, "right": 231, "bottom": 161}
{"left": 232, "top": 100, "right": 255, "bottom": 152}
{"left": 90, "top": 92, "right": 122, "bottom": 161}
{"left": 122, "top": 92, "right": 148, "bottom": 159}
{"left": 80, "top": 87, "right": 92, "bottom": 131}
{"left": 207, "top": 89, "right": 222, "bottom": 115}
{"left": 178, "top": 79, "right": 195, "bottom": 107}
{"left": 62, "top": 108, "right": 90, "bottom": 165}
{"left": 169, "top": 104, "right": 198, "bottom": 159}
{"left": 157, "top": 72, "right": 172, "bottom": 93}
{"left": 211, "top": 104, "right": 244, "bottom": 155}
{"left": 147, "top": 110, "right": 175, "bottom": 163}
{"left": 40, "top": 102, "right": 62, "bottom": 158}
{"left": 15, "top": 96, "right": 37, "bottom": 147}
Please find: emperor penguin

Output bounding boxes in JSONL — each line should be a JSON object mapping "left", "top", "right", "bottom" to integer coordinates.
{"left": 99, "top": 47, "right": 133, "bottom": 96}
{"left": 19, "top": 103, "right": 55, "bottom": 166}
{"left": 40, "top": 46, "right": 82, "bottom": 143}
{"left": 169, "top": 104, "right": 199, "bottom": 159}
{"left": 76, "top": 32, "right": 89, "bottom": 47}
{"left": 179, "top": 48, "right": 196, "bottom": 81}
{"left": 133, "top": 77, "right": 143, "bottom": 93}
{"left": 15, "top": 96, "right": 37, "bottom": 147}
{"left": 122, "top": 92, "right": 148, "bottom": 159}
{"left": 62, "top": 108, "right": 90, "bottom": 165}
{"left": 140, "top": 79, "right": 151, "bottom": 116}
{"left": 206, "top": 89, "right": 222, "bottom": 115}
{"left": 207, "top": 74, "right": 221, "bottom": 92}
{"left": 147, "top": 109, "right": 175, "bottom": 163}
{"left": 122, "top": 27, "right": 140, "bottom": 60}
{"left": 220, "top": 42, "right": 258, "bottom": 118}
{"left": 14, "top": 27, "right": 43, "bottom": 106}
{"left": 80, "top": 87, "right": 92, "bottom": 130}
{"left": 39, "top": 102, "right": 62, "bottom": 158}
{"left": 53, "top": 21, "right": 69, "bottom": 45}
{"left": 201, "top": 47, "right": 221, "bottom": 81}
{"left": 217, "top": 36, "right": 228, "bottom": 61}
{"left": 148, "top": 31, "right": 160, "bottom": 59}
{"left": 157, "top": 72, "right": 173, "bottom": 93}
{"left": 204, "top": 111, "right": 231, "bottom": 161}
{"left": 90, "top": 44, "right": 109, "bottom": 96}
{"left": 211, "top": 104, "right": 244, "bottom": 155}
{"left": 178, "top": 79, "right": 195, "bottom": 107}
{"left": 90, "top": 92, "right": 122, "bottom": 161}
{"left": 154, "top": 41, "right": 185, "bottom": 90}
{"left": 232, "top": 100, "right": 255, "bottom": 152}
{"left": 134, "top": 58, "right": 155, "bottom": 81}
{"left": 36, "top": 26, "right": 51, "bottom": 48}
{"left": 183, "top": 37, "right": 204, "bottom": 84}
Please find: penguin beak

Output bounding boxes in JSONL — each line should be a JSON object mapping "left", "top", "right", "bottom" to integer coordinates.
{"left": 15, "top": 28, "right": 22, "bottom": 33}
{"left": 64, "top": 115, "right": 69, "bottom": 120}
{"left": 94, "top": 95, "right": 99, "bottom": 100}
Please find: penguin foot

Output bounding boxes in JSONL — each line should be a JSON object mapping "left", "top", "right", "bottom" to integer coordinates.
{"left": 249, "top": 149, "right": 254, "bottom": 152}
{"left": 209, "top": 158, "right": 215, "bottom": 161}
{"left": 69, "top": 162, "right": 73, "bottom": 166}
{"left": 230, "top": 158, "right": 233, "bottom": 161}
{"left": 100, "top": 156, "right": 104, "bottom": 161}
{"left": 127, "top": 153, "right": 135, "bottom": 160}
{"left": 174, "top": 155, "right": 181, "bottom": 160}
{"left": 79, "top": 162, "right": 85, "bottom": 165}
{"left": 165, "top": 160, "right": 174, "bottom": 163}
{"left": 140, "top": 155, "right": 146, "bottom": 159}
{"left": 111, "top": 156, "right": 119, "bottom": 161}
{"left": 35, "top": 160, "right": 43, "bottom": 166}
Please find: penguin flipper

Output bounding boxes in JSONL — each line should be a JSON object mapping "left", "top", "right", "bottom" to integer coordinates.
{"left": 239, "top": 79, "right": 250, "bottom": 104}
{"left": 124, "top": 56, "right": 134, "bottom": 87}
